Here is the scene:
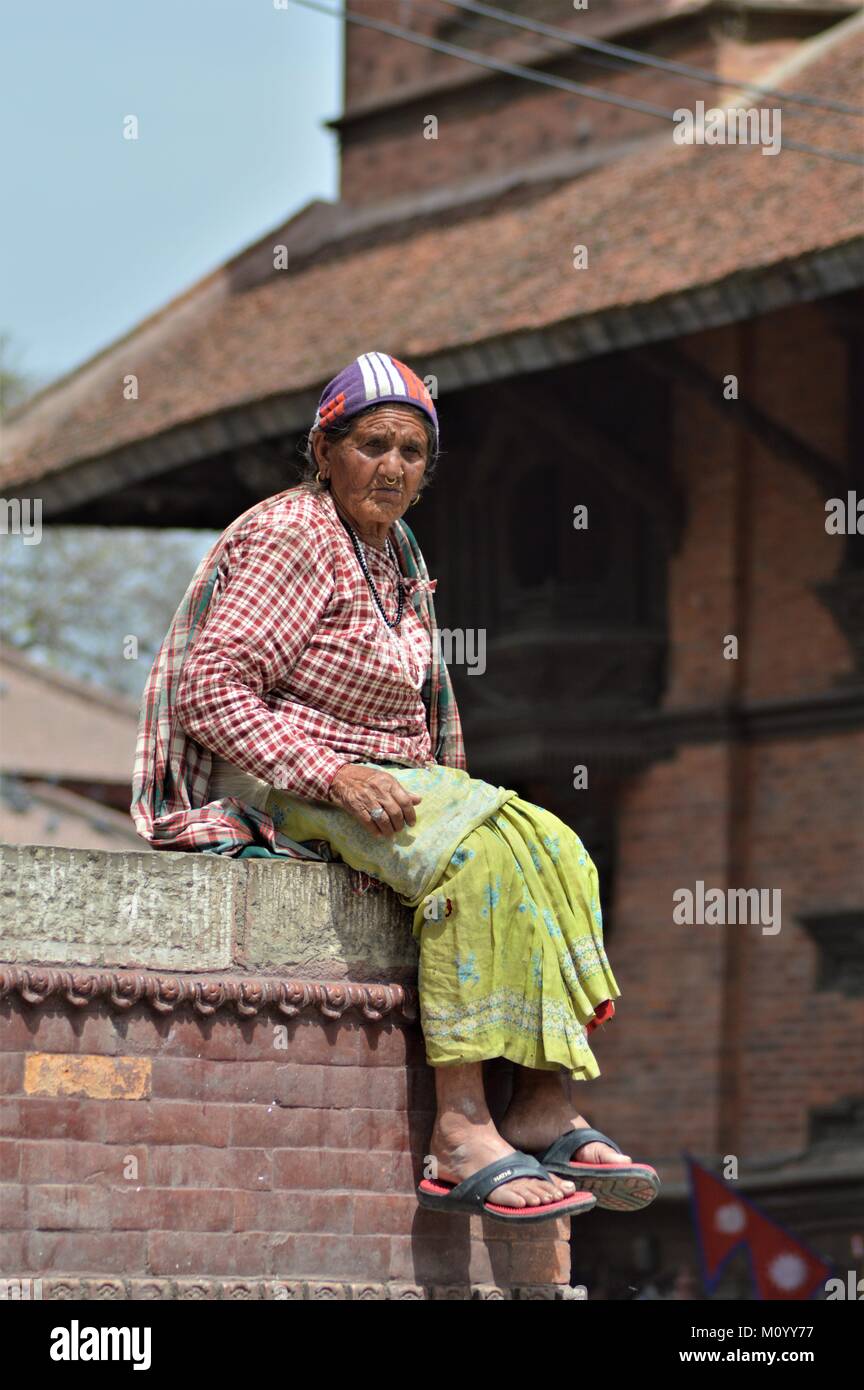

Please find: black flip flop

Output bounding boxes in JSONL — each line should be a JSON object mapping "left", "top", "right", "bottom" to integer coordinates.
{"left": 417, "top": 1150, "right": 597, "bottom": 1223}
{"left": 531, "top": 1128, "right": 661, "bottom": 1213}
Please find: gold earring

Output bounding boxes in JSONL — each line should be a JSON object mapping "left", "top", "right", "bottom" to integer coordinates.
{"left": 315, "top": 470, "right": 328, "bottom": 485}
{"left": 410, "top": 495, "right": 421, "bottom": 507}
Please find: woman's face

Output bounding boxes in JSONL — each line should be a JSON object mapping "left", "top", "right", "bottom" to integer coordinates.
{"left": 314, "top": 404, "right": 429, "bottom": 539}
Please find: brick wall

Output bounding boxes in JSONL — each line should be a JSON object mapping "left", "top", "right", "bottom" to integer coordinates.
{"left": 664, "top": 307, "right": 852, "bottom": 707}
{"left": 592, "top": 741, "right": 733, "bottom": 1172}
{"left": 587, "top": 303, "right": 864, "bottom": 1194}
{"left": 0, "top": 997, "right": 572, "bottom": 1296}
{"left": 0, "top": 833, "right": 585, "bottom": 1300}
{"left": 343, "top": 0, "right": 661, "bottom": 110}
{"left": 338, "top": 2, "right": 813, "bottom": 203}
{"left": 734, "top": 732, "right": 864, "bottom": 1156}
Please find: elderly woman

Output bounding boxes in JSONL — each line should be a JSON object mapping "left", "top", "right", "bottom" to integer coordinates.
{"left": 132, "top": 350, "right": 659, "bottom": 1224}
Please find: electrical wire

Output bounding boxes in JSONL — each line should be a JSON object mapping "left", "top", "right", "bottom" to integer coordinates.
{"left": 406, "top": 0, "right": 732, "bottom": 93}
{"left": 288, "top": 0, "right": 864, "bottom": 166}
{"left": 440, "top": 0, "right": 864, "bottom": 118}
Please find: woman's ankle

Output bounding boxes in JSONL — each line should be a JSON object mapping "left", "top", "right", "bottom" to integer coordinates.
{"left": 432, "top": 1103, "right": 495, "bottom": 1138}
{"left": 510, "top": 1066, "right": 567, "bottom": 1101}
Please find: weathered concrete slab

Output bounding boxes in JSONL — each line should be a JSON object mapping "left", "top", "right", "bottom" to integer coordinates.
{"left": 0, "top": 844, "right": 417, "bottom": 977}
{"left": 0, "top": 845, "right": 238, "bottom": 970}
{"left": 241, "top": 859, "right": 417, "bottom": 977}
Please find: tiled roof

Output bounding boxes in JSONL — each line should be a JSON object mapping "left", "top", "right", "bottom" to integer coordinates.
{"left": 1, "top": 14, "right": 862, "bottom": 492}
{"left": 0, "top": 644, "right": 138, "bottom": 782}
{"left": 0, "top": 779, "right": 146, "bottom": 853}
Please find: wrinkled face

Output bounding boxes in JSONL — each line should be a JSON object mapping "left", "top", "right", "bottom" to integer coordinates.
{"left": 313, "top": 404, "right": 430, "bottom": 535}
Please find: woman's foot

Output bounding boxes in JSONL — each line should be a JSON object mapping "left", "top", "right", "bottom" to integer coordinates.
{"left": 498, "top": 1068, "right": 660, "bottom": 1214}
{"left": 426, "top": 1061, "right": 578, "bottom": 1209}
{"left": 499, "top": 1069, "right": 632, "bottom": 1165}
{"left": 428, "top": 1113, "right": 578, "bottom": 1209}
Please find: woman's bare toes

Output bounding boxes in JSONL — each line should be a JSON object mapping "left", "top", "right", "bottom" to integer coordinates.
{"left": 490, "top": 1178, "right": 534, "bottom": 1207}
{"left": 499, "top": 1176, "right": 567, "bottom": 1207}
{"left": 579, "top": 1141, "right": 631, "bottom": 1164}
{"left": 489, "top": 1173, "right": 579, "bottom": 1207}
{"left": 529, "top": 1177, "right": 569, "bottom": 1204}
{"left": 526, "top": 1179, "right": 555, "bottom": 1205}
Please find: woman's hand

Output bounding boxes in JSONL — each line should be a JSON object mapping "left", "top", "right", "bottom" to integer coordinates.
{"left": 327, "top": 764, "right": 422, "bottom": 837}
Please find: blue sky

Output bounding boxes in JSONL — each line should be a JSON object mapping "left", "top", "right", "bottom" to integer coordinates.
{"left": 1, "top": 0, "right": 341, "bottom": 390}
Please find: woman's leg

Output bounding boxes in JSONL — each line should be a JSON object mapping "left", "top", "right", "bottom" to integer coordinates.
{"left": 415, "top": 804, "right": 620, "bottom": 1081}
{"left": 498, "top": 1066, "right": 632, "bottom": 1164}
{"left": 426, "top": 1061, "right": 578, "bottom": 1207}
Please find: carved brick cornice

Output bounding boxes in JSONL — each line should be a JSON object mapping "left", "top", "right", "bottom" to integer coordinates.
{"left": 16, "top": 1277, "right": 582, "bottom": 1301}
{"left": 0, "top": 965, "right": 418, "bottom": 1023}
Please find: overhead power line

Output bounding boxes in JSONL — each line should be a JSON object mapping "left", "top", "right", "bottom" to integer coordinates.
{"left": 440, "top": 0, "right": 864, "bottom": 118}
{"left": 288, "top": 0, "right": 864, "bottom": 167}
{"left": 407, "top": 0, "right": 738, "bottom": 92}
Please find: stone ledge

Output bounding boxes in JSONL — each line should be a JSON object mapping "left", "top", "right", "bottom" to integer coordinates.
{"left": 0, "top": 844, "right": 418, "bottom": 979}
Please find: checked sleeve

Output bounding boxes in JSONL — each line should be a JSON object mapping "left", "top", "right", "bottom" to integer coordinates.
{"left": 174, "top": 522, "right": 350, "bottom": 802}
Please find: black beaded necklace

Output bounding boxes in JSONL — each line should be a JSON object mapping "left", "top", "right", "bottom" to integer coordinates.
{"left": 337, "top": 508, "right": 405, "bottom": 629}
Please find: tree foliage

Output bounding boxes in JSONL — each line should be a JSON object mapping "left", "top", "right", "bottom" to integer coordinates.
{"left": 0, "top": 526, "right": 219, "bottom": 700}
{"left": 0, "top": 332, "right": 218, "bottom": 699}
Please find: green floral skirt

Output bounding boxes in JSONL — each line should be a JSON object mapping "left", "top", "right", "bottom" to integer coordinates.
{"left": 265, "top": 762, "right": 620, "bottom": 1081}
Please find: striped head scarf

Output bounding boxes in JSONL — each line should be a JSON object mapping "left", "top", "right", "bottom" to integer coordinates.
{"left": 312, "top": 351, "right": 438, "bottom": 443}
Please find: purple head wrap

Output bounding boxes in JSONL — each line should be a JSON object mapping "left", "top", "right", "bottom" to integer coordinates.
{"left": 312, "top": 351, "right": 438, "bottom": 445}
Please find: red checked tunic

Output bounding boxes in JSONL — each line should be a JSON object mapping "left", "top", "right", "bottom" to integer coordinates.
{"left": 174, "top": 487, "right": 435, "bottom": 807}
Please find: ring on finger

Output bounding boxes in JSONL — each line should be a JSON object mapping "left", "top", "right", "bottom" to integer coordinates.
{"left": 369, "top": 807, "right": 386, "bottom": 821}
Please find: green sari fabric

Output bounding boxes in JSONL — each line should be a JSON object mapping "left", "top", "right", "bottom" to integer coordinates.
{"left": 266, "top": 762, "right": 514, "bottom": 907}
{"left": 265, "top": 763, "right": 620, "bottom": 1081}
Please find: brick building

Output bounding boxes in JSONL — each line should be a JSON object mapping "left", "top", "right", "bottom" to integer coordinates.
{"left": 0, "top": 643, "right": 144, "bottom": 853}
{"left": 1, "top": 0, "right": 863, "bottom": 1297}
